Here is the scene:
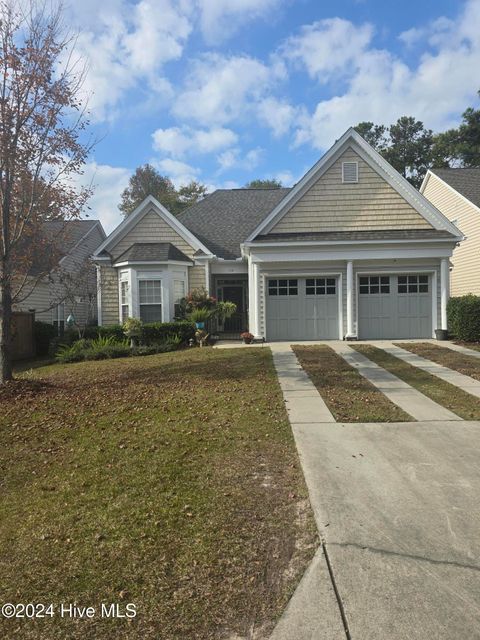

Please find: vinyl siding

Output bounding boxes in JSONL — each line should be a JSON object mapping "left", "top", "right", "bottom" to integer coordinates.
{"left": 99, "top": 265, "right": 119, "bottom": 326}
{"left": 101, "top": 209, "right": 206, "bottom": 324}
{"left": 423, "top": 173, "right": 479, "bottom": 296}
{"left": 15, "top": 279, "right": 54, "bottom": 323}
{"left": 270, "top": 148, "right": 432, "bottom": 233}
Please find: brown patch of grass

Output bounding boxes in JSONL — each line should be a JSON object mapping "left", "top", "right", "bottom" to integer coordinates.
{"left": 0, "top": 348, "right": 317, "bottom": 640}
{"left": 396, "top": 342, "right": 480, "bottom": 382}
{"left": 354, "top": 344, "right": 480, "bottom": 420}
{"left": 293, "top": 345, "right": 411, "bottom": 422}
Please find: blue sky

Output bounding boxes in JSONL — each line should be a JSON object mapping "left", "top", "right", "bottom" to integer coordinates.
{"left": 67, "top": 0, "right": 480, "bottom": 231}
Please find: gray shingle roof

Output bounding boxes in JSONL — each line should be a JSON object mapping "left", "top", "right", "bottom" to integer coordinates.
{"left": 177, "top": 188, "right": 291, "bottom": 259}
{"left": 432, "top": 167, "right": 480, "bottom": 209}
{"left": 29, "top": 220, "right": 100, "bottom": 275}
{"left": 115, "top": 242, "right": 192, "bottom": 263}
{"left": 253, "top": 229, "right": 457, "bottom": 243}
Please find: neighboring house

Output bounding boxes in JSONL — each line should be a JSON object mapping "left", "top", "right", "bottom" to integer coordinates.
{"left": 16, "top": 219, "right": 106, "bottom": 332}
{"left": 420, "top": 167, "right": 480, "bottom": 296}
{"left": 93, "top": 129, "right": 462, "bottom": 341}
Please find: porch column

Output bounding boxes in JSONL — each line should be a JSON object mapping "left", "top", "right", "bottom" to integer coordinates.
{"left": 247, "top": 257, "right": 257, "bottom": 335}
{"left": 346, "top": 260, "right": 354, "bottom": 337}
{"left": 440, "top": 258, "right": 449, "bottom": 330}
{"left": 204, "top": 260, "right": 210, "bottom": 294}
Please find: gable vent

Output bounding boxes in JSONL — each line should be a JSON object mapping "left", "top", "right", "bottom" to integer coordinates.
{"left": 342, "top": 161, "right": 358, "bottom": 183}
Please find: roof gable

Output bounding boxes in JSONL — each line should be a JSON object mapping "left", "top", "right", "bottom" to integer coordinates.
{"left": 114, "top": 242, "right": 192, "bottom": 264}
{"left": 423, "top": 167, "right": 480, "bottom": 211}
{"left": 246, "top": 128, "right": 462, "bottom": 241}
{"left": 93, "top": 195, "right": 213, "bottom": 259}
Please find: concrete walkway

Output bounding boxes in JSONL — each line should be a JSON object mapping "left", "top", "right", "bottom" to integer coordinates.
{"left": 428, "top": 339, "right": 480, "bottom": 360}
{"left": 378, "top": 342, "right": 480, "bottom": 399}
{"left": 270, "top": 343, "right": 335, "bottom": 423}
{"left": 329, "top": 342, "right": 461, "bottom": 422}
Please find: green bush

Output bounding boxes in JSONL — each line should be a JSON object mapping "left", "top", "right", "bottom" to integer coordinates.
{"left": 447, "top": 295, "right": 480, "bottom": 341}
{"left": 33, "top": 321, "right": 57, "bottom": 356}
{"left": 56, "top": 337, "right": 130, "bottom": 364}
{"left": 97, "top": 325, "right": 125, "bottom": 341}
{"left": 141, "top": 321, "right": 194, "bottom": 345}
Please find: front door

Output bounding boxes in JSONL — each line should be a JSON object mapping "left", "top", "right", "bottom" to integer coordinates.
{"left": 217, "top": 280, "right": 248, "bottom": 334}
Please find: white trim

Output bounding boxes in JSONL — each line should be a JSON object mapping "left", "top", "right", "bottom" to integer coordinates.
{"left": 421, "top": 169, "right": 480, "bottom": 217}
{"left": 432, "top": 270, "right": 438, "bottom": 332}
{"left": 246, "top": 128, "right": 462, "bottom": 241}
{"left": 440, "top": 258, "right": 449, "bottom": 330}
{"left": 205, "top": 261, "right": 210, "bottom": 294}
{"left": 342, "top": 160, "right": 358, "bottom": 183}
{"left": 346, "top": 261, "right": 354, "bottom": 337}
{"left": 243, "top": 237, "right": 462, "bottom": 249}
{"left": 96, "top": 265, "right": 102, "bottom": 326}
{"left": 261, "top": 271, "right": 343, "bottom": 341}
{"left": 113, "top": 260, "right": 193, "bottom": 268}
{"left": 93, "top": 195, "right": 214, "bottom": 259}
{"left": 250, "top": 247, "right": 454, "bottom": 263}
{"left": 354, "top": 268, "right": 437, "bottom": 339}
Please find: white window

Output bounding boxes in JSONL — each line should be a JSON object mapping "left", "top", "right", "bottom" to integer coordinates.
{"left": 54, "top": 303, "right": 65, "bottom": 335}
{"left": 120, "top": 280, "right": 129, "bottom": 322}
{"left": 139, "top": 279, "right": 162, "bottom": 323}
{"left": 342, "top": 161, "right": 358, "bottom": 183}
{"left": 173, "top": 279, "right": 185, "bottom": 318}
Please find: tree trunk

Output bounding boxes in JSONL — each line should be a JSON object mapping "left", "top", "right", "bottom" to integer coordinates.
{"left": 0, "top": 276, "right": 13, "bottom": 383}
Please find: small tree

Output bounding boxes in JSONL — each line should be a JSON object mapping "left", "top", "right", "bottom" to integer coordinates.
{"left": 119, "top": 164, "right": 178, "bottom": 217}
{"left": 177, "top": 181, "right": 208, "bottom": 209}
{"left": 0, "top": 1, "right": 93, "bottom": 383}
{"left": 244, "top": 179, "right": 282, "bottom": 189}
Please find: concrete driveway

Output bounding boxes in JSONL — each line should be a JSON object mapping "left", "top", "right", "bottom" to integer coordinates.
{"left": 295, "top": 419, "right": 480, "bottom": 639}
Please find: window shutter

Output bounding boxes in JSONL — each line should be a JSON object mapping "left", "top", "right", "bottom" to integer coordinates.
{"left": 342, "top": 161, "right": 358, "bottom": 183}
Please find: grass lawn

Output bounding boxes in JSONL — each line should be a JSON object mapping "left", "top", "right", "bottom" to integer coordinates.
{"left": 353, "top": 344, "right": 480, "bottom": 420}
{"left": 0, "top": 348, "right": 317, "bottom": 640}
{"left": 293, "top": 345, "right": 411, "bottom": 422}
{"left": 397, "top": 342, "right": 480, "bottom": 382}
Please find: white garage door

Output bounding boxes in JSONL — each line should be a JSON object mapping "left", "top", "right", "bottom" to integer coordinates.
{"left": 266, "top": 277, "right": 339, "bottom": 340}
{"left": 358, "top": 274, "right": 432, "bottom": 339}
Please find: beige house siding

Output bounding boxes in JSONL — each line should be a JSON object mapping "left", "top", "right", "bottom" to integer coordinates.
{"left": 101, "top": 208, "right": 207, "bottom": 324}
{"left": 15, "top": 279, "right": 54, "bottom": 323}
{"left": 270, "top": 148, "right": 433, "bottom": 233}
{"left": 99, "top": 265, "right": 119, "bottom": 325}
{"left": 422, "top": 173, "right": 479, "bottom": 296}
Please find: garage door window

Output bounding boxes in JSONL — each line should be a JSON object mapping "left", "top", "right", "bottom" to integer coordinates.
{"left": 359, "top": 276, "right": 390, "bottom": 294}
{"left": 268, "top": 279, "right": 298, "bottom": 296}
{"left": 306, "top": 278, "right": 336, "bottom": 295}
{"left": 398, "top": 275, "right": 429, "bottom": 294}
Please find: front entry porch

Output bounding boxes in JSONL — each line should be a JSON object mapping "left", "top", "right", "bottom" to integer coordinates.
{"left": 213, "top": 276, "right": 249, "bottom": 339}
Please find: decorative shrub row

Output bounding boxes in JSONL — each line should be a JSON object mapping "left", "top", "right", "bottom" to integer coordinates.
{"left": 98, "top": 321, "right": 195, "bottom": 344}
{"left": 447, "top": 295, "right": 480, "bottom": 341}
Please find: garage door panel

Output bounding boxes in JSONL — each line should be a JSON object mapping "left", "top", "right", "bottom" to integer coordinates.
{"left": 359, "top": 274, "right": 432, "bottom": 339}
{"left": 266, "top": 277, "right": 338, "bottom": 340}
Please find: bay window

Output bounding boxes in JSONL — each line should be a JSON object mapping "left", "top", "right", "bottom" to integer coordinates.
{"left": 139, "top": 279, "right": 163, "bottom": 322}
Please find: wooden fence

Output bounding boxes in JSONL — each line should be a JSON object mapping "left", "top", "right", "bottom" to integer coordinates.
{"left": 0, "top": 312, "right": 35, "bottom": 361}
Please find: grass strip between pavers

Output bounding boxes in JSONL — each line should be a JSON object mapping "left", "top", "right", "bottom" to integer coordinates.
{"left": 396, "top": 342, "right": 480, "bottom": 382}
{"left": 353, "top": 344, "right": 480, "bottom": 420}
{"left": 293, "top": 344, "right": 412, "bottom": 423}
{"left": 0, "top": 348, "right": 317, "bottom": 640}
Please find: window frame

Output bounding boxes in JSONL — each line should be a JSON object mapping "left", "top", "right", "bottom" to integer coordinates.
{"left": 305, "top": 277, "right": 337, "bottom": 296}
{"left": 398, "top": 274, "right": 429, "bottom": 294}
{"left": 173, "top": 279, "right": 186, "bottom": 318}
{"left": 359, "top": 276, "right": 391, "bottom": 295}
{"left": 138, "top": 278, "right": 163, "bottom": 323}
{"left": 268, "top": 278, "right": 298, "bottom": 296}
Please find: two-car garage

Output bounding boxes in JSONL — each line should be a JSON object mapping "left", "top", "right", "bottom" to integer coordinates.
{"left": 265, "top": 272, "right": 433, "bottom": 341}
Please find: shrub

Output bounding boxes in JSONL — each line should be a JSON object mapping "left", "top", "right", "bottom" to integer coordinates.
{"left": 55, "top": 337, "right": 130, "bottom": 363}
{"left": 97, "top": 325, "right": 125, "bottom": 341}
{"left": 33, "top": 321, "right": 57, "bottom": 356}
{"left": 447, "top": 294, "right": 480, "bottom": 341}
{"left": 142, "top": 321, "right": 194, "bottom": 344}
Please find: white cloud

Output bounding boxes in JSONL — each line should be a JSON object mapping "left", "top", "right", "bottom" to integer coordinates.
{"left": 80, "top": 161, "right": 131, "bottom": 233}
{"left": 216, "top": 147, "right": 264, "bottom": 173}
{"left": 154, "top": 158, "right": 200, "bottom": 188}
{"left": 256, "top": 97, "right": 301, "bottom": 137}
{"left": 290, "top": 1, "right": 480, "bottom": 150}
{"left": 282, "top": 18, "right": 374, "bottom": 82}
{"left": 196, "top": 0, "right": 284, "bottom": 44}
{"left": 173, "top": 53, "right": 276, "bottom": 125}
{"left": 152, "top": 126, "right": 238, "bottom": 157}
{"left": 69, "top": 0, "right": 192, "bottom": 121}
